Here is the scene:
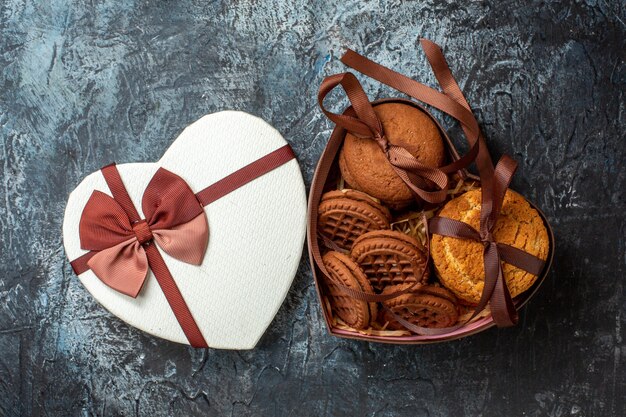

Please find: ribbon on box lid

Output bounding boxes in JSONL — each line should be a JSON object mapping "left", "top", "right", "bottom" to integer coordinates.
{"left": 314, "top": 39, "right": 547, "bottom": 329}
{"left": 69, "top": 145, "right": 295, "bottom": 347}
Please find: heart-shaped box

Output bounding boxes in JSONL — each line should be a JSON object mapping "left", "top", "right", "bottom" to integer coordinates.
{"left": 308, "top": 42, "right": 555, "bottom": 343}
{"left": 308, "top": 97, "right": 555, "bottom": 343}
{"left": 63, "top": 111, "right": 307, "bottom": 349}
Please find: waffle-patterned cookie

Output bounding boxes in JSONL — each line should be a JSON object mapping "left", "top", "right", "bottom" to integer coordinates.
{"left": 351, "top": 230, "right": 429, "bottom": 292}
{"left": 318, "top": 189, "right": 391, "bottom": 251}
{"left": 379, "top": 284, "right": 458, "bottom": 330}
{"left": 322, "top": 251, "right": 377, "bottom": 329}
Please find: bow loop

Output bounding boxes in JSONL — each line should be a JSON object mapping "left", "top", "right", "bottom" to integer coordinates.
{"left": 318, "top": 72, "right": 384, "bottom": 139}
{"left": 142, "top": 168, "right": 205, "bottom": 230}
{"left": 79, "top": 190, "right": 135, "bottom": 250}
{"left": 87, "top": 238, "right": 149, "bottom": 297}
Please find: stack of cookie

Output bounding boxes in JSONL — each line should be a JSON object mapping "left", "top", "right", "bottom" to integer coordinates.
{"left": 316, "top": 101, "right": 550, "bottom": 334}
{"left": 318, "top": 187, "right": 462, "bottom": 331}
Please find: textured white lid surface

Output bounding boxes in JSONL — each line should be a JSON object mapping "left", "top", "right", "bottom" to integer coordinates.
{"left": 63, "top": 111, "right": 307, "bottom": 349}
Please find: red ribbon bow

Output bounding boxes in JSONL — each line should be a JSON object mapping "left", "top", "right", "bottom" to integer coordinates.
{"left": 69, "top": 144, "right": 296, "bottom": 347}
{"left": 79, "top": 165, "right": 208, "bottom": 298}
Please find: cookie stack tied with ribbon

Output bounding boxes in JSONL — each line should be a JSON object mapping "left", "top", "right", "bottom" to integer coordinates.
{"left": 338, "top": 102, "right": 446, "bottom": 209}
{"left": 64, "top": 111, "right": 307, "bottom": 349}
{"left": 307, "top": 39, "right": 554, "bottom": 343}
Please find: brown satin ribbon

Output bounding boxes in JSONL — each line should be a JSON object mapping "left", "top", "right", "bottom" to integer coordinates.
{"left": 311, "top": 39, "right": 547, "bottom": 334}
{"left": 386, "top": 156, "right": 545, "bottom": 335}
{"left": 70, "top": 144, "right": 295, "bottom": 347}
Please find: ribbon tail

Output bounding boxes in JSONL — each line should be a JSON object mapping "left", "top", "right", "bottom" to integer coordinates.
{"left": 485, "top": 243, "right": 518, "bottom": 327}
{"left": 87, "top": 238, "right": 148, "bottom": 298}
{"left": 386, "top": 145, "right": 450, "bottom": 203}
{"left": 144, "top": 244, "right": 208, "bottom": 348}
{"left": 484, "top": 155, "right": 518, "bottom": 231}
{"left": 497, "top": 243, "right": 546, "bottom": 276}
{"left": 391, "top": 166, "right": 448, "bottom": 203}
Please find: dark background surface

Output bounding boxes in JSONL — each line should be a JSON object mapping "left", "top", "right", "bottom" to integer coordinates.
{"left": 1, "top": 1, "right": 624, "bottom": 416}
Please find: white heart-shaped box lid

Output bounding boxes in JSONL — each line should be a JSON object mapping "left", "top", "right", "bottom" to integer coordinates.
{"left": 63, "top": 111, "right": 307, "bottom": 349}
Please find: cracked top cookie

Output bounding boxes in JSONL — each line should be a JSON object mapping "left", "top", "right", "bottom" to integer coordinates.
{"left": 431, "top": 189, "right": 549, "bottom": 305}
{"left": 339, "top": 102, "right": 445, "bottom": 209}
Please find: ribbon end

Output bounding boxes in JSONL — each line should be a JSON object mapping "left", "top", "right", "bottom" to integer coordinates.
{"left": 419, "top": 38, "right": 439, "bottom": 50}
{"left": 120, "top": 286, "right": 143, "bottom": 299}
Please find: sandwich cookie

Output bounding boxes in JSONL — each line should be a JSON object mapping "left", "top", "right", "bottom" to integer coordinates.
{"left": 322, "top": 251, "right": 378, "bottom": 330}
{"left": 379, "top": 284, "right": 459, "bottom": 330}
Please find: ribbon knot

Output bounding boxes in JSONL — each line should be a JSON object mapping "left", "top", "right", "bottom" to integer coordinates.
{"left": 132, "top": 220, "right": 153, "bottom": 245}
{"left": 375, "top": 135, "right": 390, "bottom": 154}
{"left": 480, "top": 230, "right": 494, "bottom": 244}
{"left": 317, "top": 72, "right": 482, "bottom": 205}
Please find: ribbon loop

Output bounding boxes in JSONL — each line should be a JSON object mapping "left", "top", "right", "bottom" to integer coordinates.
{"left": 318, "top": 72, "right": 383, "bottom": 138}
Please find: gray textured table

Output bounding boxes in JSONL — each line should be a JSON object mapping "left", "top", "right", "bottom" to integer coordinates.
{"left": 1, "top": 1, "right": 624, "bottom": 416}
